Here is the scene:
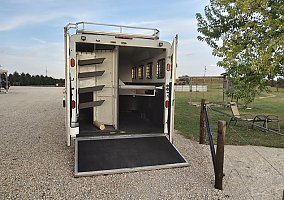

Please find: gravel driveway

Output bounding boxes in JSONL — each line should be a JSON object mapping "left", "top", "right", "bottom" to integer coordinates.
{"left": 0, "top": 87, "right": 283, "bottom": 199}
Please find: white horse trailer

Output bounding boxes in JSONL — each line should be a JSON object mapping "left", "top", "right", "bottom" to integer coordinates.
{"left": 64, "top": 22, "right": 188, "bottom": 177}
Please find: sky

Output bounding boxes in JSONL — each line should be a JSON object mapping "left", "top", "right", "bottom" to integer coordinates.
{"left": 0, "top": 0, "right": 224, "bottom": 78}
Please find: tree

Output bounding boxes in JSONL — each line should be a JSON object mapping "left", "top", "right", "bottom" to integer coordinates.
{"left": 8, "top": 74, "right": 14, "bottom": 83}
{"left": 7, "top": 71, "right": 64, "bottom": 86}
{"left": 196, "top": 0, "right": 284, "bottom": 105}
{"left": 178, "top": 75, "right": 190, "bottom": 85}
{"left": 19, "top": 73, "right": 27, "bottom": 85}
{"left": 25, "top": 73, "right": 31, "bottom": 85}
{"left": 13, "top": 71, "right": 20, "bottom": 85}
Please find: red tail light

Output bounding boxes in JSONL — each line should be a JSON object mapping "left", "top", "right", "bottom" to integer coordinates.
{"left": 115, "top": 35, "right": 133, "bottom": 39}
{"left": 166, "top": 64, "right": 171, "bottom": 71}
{"left": 165, "top": 100, "right": 169, "bottom": 108}
{"left": 71, "top": 58, "right": 75, "bottom": 67}
{"left": 71, "top": 100, "right": 76, "bottom": 109}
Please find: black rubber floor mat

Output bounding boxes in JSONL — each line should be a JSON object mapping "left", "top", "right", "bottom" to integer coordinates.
{"left": 75, "top": 135, "right": 188, "bottom": 176}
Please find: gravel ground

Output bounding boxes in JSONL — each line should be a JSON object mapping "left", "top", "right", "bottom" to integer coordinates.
{"left": 222, "top": 145, "right": 284, "bottom": 200}
{"left": 0, "top": 87, "right": 283, "bottom": 199}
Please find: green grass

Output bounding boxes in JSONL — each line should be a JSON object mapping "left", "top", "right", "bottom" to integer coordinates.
{"left": 175, "top": 87, "right": 284, "bottom": 148}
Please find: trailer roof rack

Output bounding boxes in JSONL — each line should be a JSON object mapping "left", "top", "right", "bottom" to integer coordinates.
{"left": 65, "top": 22, "right": 160, "bottom": 40}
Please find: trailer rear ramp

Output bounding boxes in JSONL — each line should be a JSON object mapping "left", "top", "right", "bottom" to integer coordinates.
{"left": 75, "top": 134, "right": 188, "bottom": 177}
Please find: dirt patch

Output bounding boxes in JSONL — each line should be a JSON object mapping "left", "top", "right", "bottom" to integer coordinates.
{"left": 258, "top": 94, "right": 276, "bottom": 99}
{"left": 223, "top": 145, "right": 284, "bottom": 199}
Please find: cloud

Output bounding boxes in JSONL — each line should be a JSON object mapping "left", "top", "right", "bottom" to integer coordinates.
{"left": 125, "top": 20, "right": 162, "bottom": 27}
{"left": 1, "top": 0, "right": 56, "bottom": 3}
{"left": 31, "top": 37, "right": 47, "bottom": 44}
{"left": 0, "top": 13, "right": 62, "bottom": 31}
{"left": 0, "top": 9, "right": 93, "bottom": 31}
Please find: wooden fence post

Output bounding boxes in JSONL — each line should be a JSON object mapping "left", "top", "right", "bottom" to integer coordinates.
{"left": 215, "top": 120, "right": 226, "bottom": 190}
{"left": 199, "top": 99, "right": 207, "bottom": 144}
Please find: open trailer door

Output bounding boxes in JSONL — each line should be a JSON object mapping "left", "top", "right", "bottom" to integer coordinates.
{"left": 169, "top": 35, "right": 178, "bottom": 143}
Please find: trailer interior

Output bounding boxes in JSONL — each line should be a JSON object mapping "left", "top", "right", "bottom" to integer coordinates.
{"left": 78, "top": 43, "right": 166, "bottom": 136}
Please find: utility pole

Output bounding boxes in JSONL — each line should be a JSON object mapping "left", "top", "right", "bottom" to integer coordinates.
{"left": 45, "top": 66, "right": 48, "bottom": 77}
{"left": 203, "top": 66, "right": 207, "bottom": 98}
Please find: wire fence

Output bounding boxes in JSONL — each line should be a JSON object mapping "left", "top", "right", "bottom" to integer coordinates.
{"left": 209, "top": 106, "right": 284, "bottom": 136}
{"left": 205, "top": 106, "right": 284, "bottom": 199}
{"left": 228, "top": 125, "right": 283, "bottom": 177}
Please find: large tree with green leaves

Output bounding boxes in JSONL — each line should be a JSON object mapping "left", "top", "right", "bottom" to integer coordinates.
{"left": 196, "top": 0, "right": 283, "bottom": 105}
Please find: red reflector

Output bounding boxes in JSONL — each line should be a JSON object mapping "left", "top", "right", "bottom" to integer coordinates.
{"left": 165, "top": 100, "right": 169, "bottom": 108}
{"left": 71, "top": 100, "right": 75, "bottom": 109}
{"left": 71, "top": 58, "right": 75, "bottom": 67}
{"left": 115, "top": 35, "right": 133, "bottom": 39}
{"left": 167, "top": 64, "right": 171, "bottom": 71}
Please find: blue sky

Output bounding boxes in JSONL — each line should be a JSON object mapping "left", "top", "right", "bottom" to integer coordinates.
{"left": 0, "top": 0, "right": 224, "bottom": 78}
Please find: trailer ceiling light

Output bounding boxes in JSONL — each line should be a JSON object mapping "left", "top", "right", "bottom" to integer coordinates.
{"left": 81, "top": 36, "right": 86, "bottom": 41}
{"left": 71, "top": 58, "right": 75, "bottom": 67}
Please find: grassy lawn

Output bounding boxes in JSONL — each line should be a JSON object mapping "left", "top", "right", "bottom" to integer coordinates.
{"left": 175, "top": 87, "right": 284, "bottom": 148}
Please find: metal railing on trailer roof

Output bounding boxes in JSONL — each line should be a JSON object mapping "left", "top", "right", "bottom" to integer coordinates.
{"left": 65, "top": 22, "right": 160, "bottom": 40}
